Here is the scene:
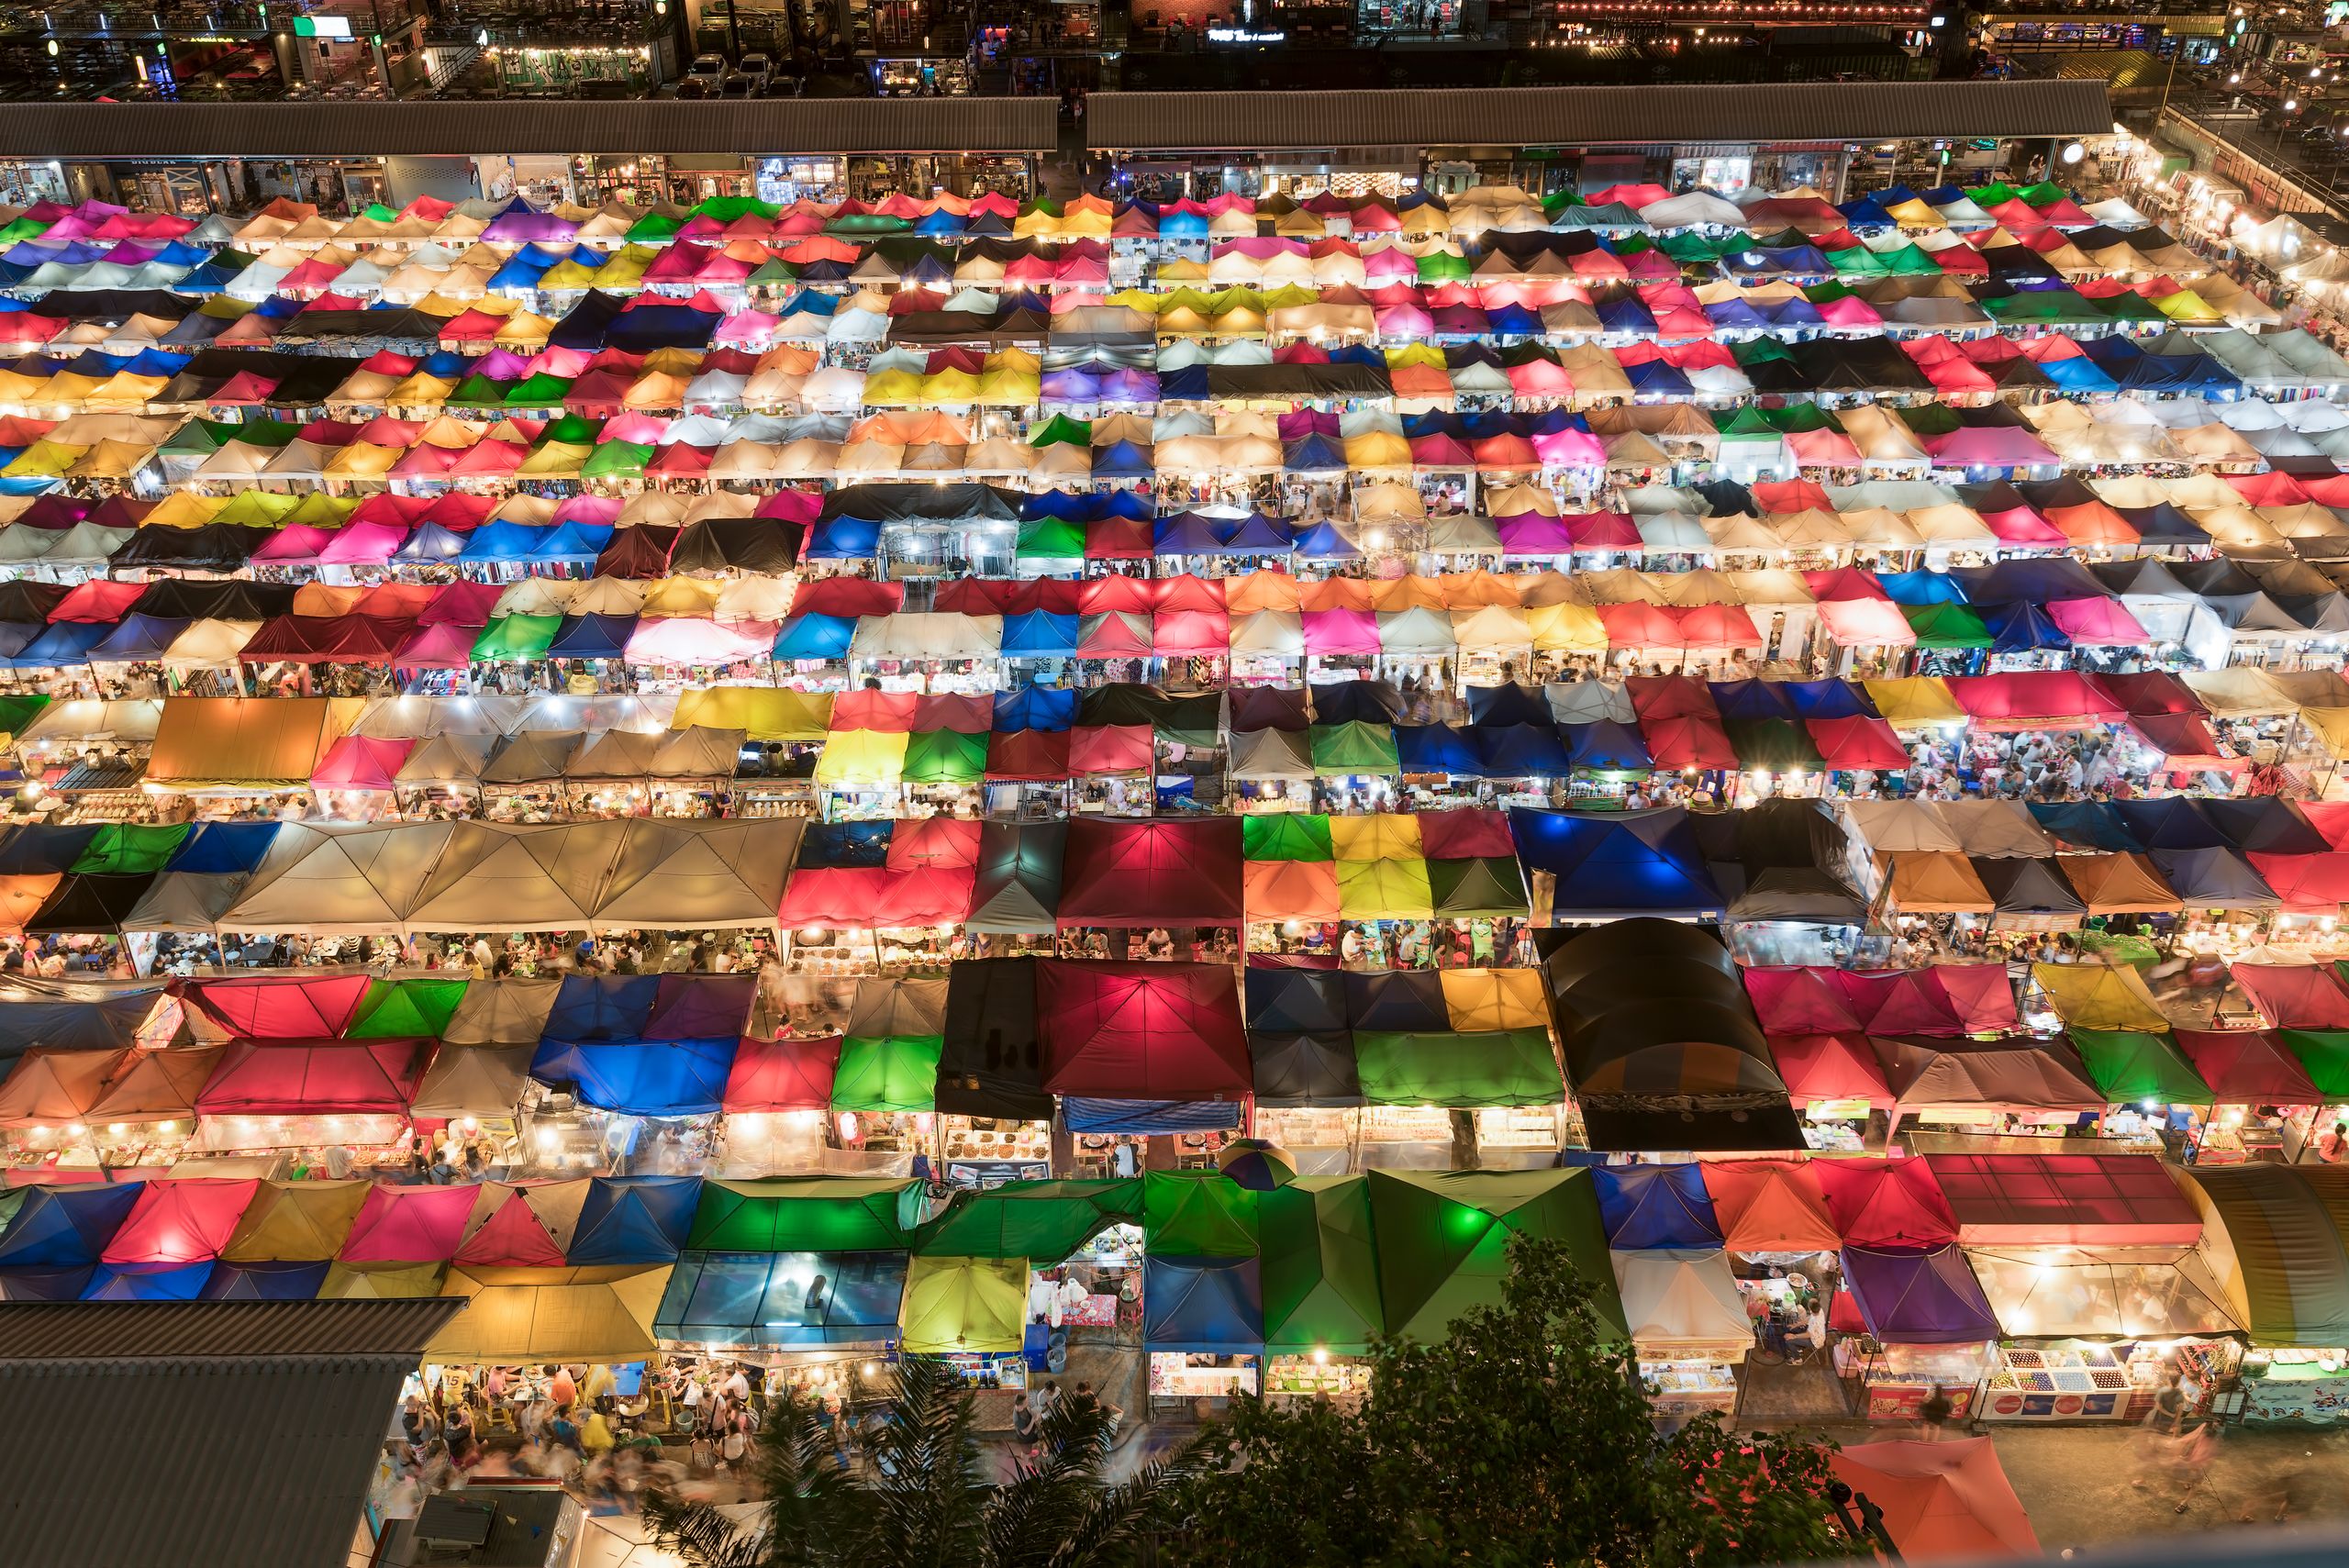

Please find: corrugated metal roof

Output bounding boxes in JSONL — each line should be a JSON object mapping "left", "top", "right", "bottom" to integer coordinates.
{"left": 0, "top": 1301, "right": 461, "bottom": 1568}
{"left": 0, "top": 99, "right": 1061, "bottom": 159}
{"left": 0, "top": 1298, "right": 461, "bottom": 1362}
{"left": 1086, "top": 81, "right": 2114, "bottom": 152}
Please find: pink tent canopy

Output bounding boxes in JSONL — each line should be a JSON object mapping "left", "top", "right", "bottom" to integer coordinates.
{"left": 1809, "top": 716, "right": 1911, "bottom": 772}
{"left": 1068, "top": 724, "right": 1155, "bottom": 776}
{"left": 2230, "top": 962, "right": 2349, "bottom": 1028}
{"left": 1769, "top": 1032, "right": 1895, "bottom": 1108}
{"left": 195, "top": 1039, "right": 430, "bottom": 1117}
{"left": 1815, "top": 597, "right": 1919, "bottom": 649}
{"left": 339, "top": 1183, "right": 477, "bottom": 1262}
{"left": 311, "top": 735, "right": 416, "bottom": 792}
{"left": 623, "top": 617, "right": 775, "bottom": 666}
{"left": 1815, "top": 1156, "right": 1960, "bottom": 1248}
{"left": 2044, "top": 597, "right": 2149, "bottom": 646}
{"left": 1301, "top": 607, "right": 1380, "bottom": 656}
{"left": 778, "top": 867, "right": 891, "bottom": 929}
{"left": 101, "top": 1177, "right": 262, "bottom": 1265}
{"left": 1037, "top": 959, "right": 1251, "bottom": 1098}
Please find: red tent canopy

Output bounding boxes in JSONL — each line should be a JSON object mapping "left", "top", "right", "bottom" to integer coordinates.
{"left": 1768, "top": 1032, "right": 1894, "bottom": 1108}
{"left": 2176, "top": 1029, "right": 2323, "bottom": 1104}
{"left": 194, "top": 1040, "right": 430, "bottom": 1117}
{"left": 722, "top": 1035, "right": 840, "bottom": 1112}
{"left": 1923, "top": 1152, "right": 2199, "bottom": 1245}
{"left": 1068, "top": 724, "right": 1155, "bottom": 777}
{"left": 1415, "top": 806, "right": 1515, "bottom": 860}
{"left": 1057, "top": 817, "right": 1244, "bottom": 928}
{"left": 778, "top": 867, "right": 892, "bottom": 929}
{"left": 99, "top": 1177, "right": 262, "bottom": 1265}
{"left": 2247, "top": 853, "right": 2349, "bottom": 917}
{"left": 1828, "top": 1438, "right": 2039, "bottom": 1561}
{"left": 451, "top": 1183, "right": 571, "bottom": 1268}
{"left": 182, "top": 974, "right": 373, "bottom": 1039}
{"left": 794, "top": 577, "right": 902, "bottom": 617}
{"left": 830, "top": 688, "right": 918, "bottom": 733}
{"left": 1745, "top": 968, "right": 1863, "bottom": 1034}
{"left": 1813, "top": 1157, "right": 1958, "bottom": 1248}
{"left": 985, "top": 729, "right": 1073, "bottom": 782}
{"left": 1745, "top": 965, "right": 2013, "bottom": 1037}
{"left": 1698, "top": 1158, "right": 1842, "bottom": 1252}
{"left": 1642, "top": 715, "right": 1738, "bottom": 770}
{"left": 1623, "top": 675, "right": 1719, "bottom": 721}
{"left": 338, "top": 1184, "right": 476, "bottom": 1262}
{"left": 1945, "top": 671, "right": 2125, "bottom": 732}
{"left": 2229, "top": 962, "right": 2349, "bottom": 1029}
{"left": 1807, "top": 716, "right": 1909, "bottom": 772}
{"left": 1036, "top": 959, "right": 1251, "bottom": 1098}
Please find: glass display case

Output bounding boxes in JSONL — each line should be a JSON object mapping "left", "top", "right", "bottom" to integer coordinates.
{"left": 1978, "top": 1342, "right": 2136, "bottom": 1423}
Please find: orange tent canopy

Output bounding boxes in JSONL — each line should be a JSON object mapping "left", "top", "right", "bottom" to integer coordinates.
{"left": 1828, "top": 1437, "right": 2038, "bottom": 1561}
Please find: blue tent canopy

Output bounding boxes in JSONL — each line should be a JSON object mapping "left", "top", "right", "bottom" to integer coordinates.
{"left": 1564, "top": 719, "right": 1652, "bottom": 771}
{"left": 568, "top": 1175, "right": 701, "bottom": 1264}
{"left": 1245, "top": 966, "right": 1346, "bottom": 1035}
{"left": 542, "top": 972, "right": 662, "bottom": 1041}
{"left": 799, "top": 818, "right": 893, "bottom": 868}
{"left": 0, "top": 1266, "right": 93, "bottom": 1300}
{"left": 805, "top": 519, "right": 882, "bottom": 561}
{"left": 1466, "top": 683, "right": 1549, "bottom": 727}
{"left": 1062, "top": 1099, "right": 1242, "bottom": 1134}
{"left": 1394, "top": 723, "right": 1479, "bottom": 774}
{"left": 1708, "top": 679, "right": 1798, "bottom": 722}
{"left": 0, "top": 1183, "right": 143, "bottom": 1266}
{"left": 529, "top": 521, "right": 612, "bottom": 562}
{"left": 5, "top": 619, "right": 112, "bottom": 669}
{"left": 1153, "top": 512, "right": 1227, "bottom": 555}
{"left": 550, "top": 613, "right": 640, "bottom": 662}
{"left": 1345, "top": 969, "right": 1451, "bottom": 1032}
{"left": 2028, "top": 801, "right": 2140, "bottom": 852}
{"left": 530, "top": 1038, "right": 737, "bottom": 1117}
{"left": 86, "top": 614, "right": 191, "bottom": 662}
{"left": 1982, "top": 600, "right": 2071, "bottom": 653}
{"left": 655, "top": 1249, "right": 910, "bottom": 1348}
{"left": 1508, "top": 806, "right": 1724, "bottom": 917}
{"left": 1143, "top": 1254, "right": 1265, "bottom": 1353}
{"left": 1291, "top": 520, "right": 1360, "bottom": 561}
{"left": 995, "top": 683, "right": 1080, "bottom": 733}
{"left": 1220, "top": 513, "right": 1295, "bottom": 554}
{"left": 200, "top": 1260, "right": 332, "bottom": 1300}
{"left": 772, "top": 613, "right": 854, "bottom": 662}
{"left": 1593, "top": 1163, "right": 1724, "bottom": 1249}
{"left": 457, "top": 520, "right": 550, "bottom": 562}
{"left": 165, "top": 821, "right": 282, "bottom": 873}
{"left": 2112, "top": 796, "right": 2230, "bottom": 851}
{"left": 1473, "top": 722, "right": 1575, "bottom": 779}
{"left": 1000, "top": 612, "right": 1080, "bottom": 658}
{"left": 1782, "top": 679, "right": 1877, "bottom": 719}
{"left": 1876, "top": 570, "right": 1967, "bottom": 606}
{"left": 1622, "top": 360, "right": 1694, "bottom": 397}
{"left": 83, "top": 1261, "right": 214, "bottom": 1300}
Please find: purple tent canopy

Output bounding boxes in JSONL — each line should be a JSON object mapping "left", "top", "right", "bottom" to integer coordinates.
{"left": 1497, "top": 514, "right": 1575, "bottom": 556}
{"left": 1841, "top": 1243, "right": 1999, "bottom": 1344}
{"left": 483, "top": 203, "right": 579, "bottom": 243}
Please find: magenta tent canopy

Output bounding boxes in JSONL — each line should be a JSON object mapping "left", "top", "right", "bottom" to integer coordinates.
{"left": 317, "top": 518, "right": 413, "bottom": 566}
{"left": 1497, "top": 515, "right": 1575, "bottom": 554}
{"left": 194, "top": 1039, "right": 431, "bottom": 1117}
{"left": 395, "top": 622, "right": 486, "bottom": 670}
{"left": 99, "top": 1177, "right": 262, "bottom": 1265}
{"left": 1927, "top": 427, "right": 2059, "bottom": 468}
{"left": 722, "top": 1035, "right": 840, "bottom": 1112}
{"left": 1301, "top": 607, "right": 1380, "bottom": 655}
{"left": 248, "top": 525, "right": 337, "bottom": 565}
{"left": 338, "top": 1183, "right": 477, "bottom": 1262}
{"left": 311, "top": 735, "right": 416, "bottom": 792}
{"left": 1037, "top": 959, "right": 1252, "bottom": 1099}
{"left": 2045, "top": 597, "right": 2149, "bottom": 646}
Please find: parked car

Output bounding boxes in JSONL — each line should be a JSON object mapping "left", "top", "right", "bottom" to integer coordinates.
{"left": 685, "top": 52, "right": 728, "bottom": 91}
{"left": 735, "top": 51, "right": 774, "bottom": 94}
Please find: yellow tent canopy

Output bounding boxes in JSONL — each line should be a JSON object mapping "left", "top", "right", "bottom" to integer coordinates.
{"left": 673, "top": 686, "right": 833, "bottom": 741}
{"left": 429, "top": 1266, "right": 673, "bottom": 1363}
{"left": 899, "top": 1254, "right": 1026, "bottom": 1354}
{"left": 222, "top": 1180, "right": 372, "bottom": 1261}
{"left": 1865, "top": 676, "right": 1966, "bottom": 729}
{"left": 2033, "top": 961, "right": 2170, "bottom": 1032}
{"left": 1885, "top": 851, "right": 1996, "bottom": 914}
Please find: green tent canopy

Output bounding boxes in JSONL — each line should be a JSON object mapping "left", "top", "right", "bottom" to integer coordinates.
{"left": 1242, "top": 812, "right": 1334, "bottom": 862}
{"left": 348, "top": 977, "right": 472, "bottom": 1040}
{"left": 685, "top": 1177, "right": 924, "bottom": 1252}
{"left": 1143, "top": 1170, "right": 1261, "bottom": 1258}
{"left": 1901, "top": 601, "right": 1993, "bottom": 650}
{"left": 900, "top": 729, "right": 986, "bottom": 786}
{"left": 1260, "top": 1175, "right": 1386, "bottom": 1355}
{"left": 1353, "top": 1029, "right": 1564, "bottom": 1108}
{"left": 579, "top": 440, "right": 653, "bottom": 480}
{"left": 1428, "top": 856, "right": 1529, "bottom": 918}
{"left": 0, "top": 693, "right": 51, "bottom": 740}
{"left": 900, "top": 1254, "right": 1028, "bottom": 1353}
{"left": 1028, "top": 413, "right": 1091, "bottom": 448}
{"left": 2068, "top": 1029, "right": 2212, "bottom": 1107}
{"left": 1365, "top": 1169, "right": 1622, "bottom": 1344}
{"left": 913, "top": 1178, "right": 1141, "bottom": 1261}
{"left": 472, "top": 615, "right": 562, "bottom": 662}
{"left": 2279, "top": 1031, "right": 2349, "bottom": 1100}
{"left": 69, "top": 823, "right": 191, "bottom": 875}
{"left": 1016, "top": 517, "right": 1084, "bottom": 560}
{"left": 1309, "top": 721, "right": 1399, "bottom": 778}
{"left": 831, "top": 1036, "right": 944, "bottom": 1115}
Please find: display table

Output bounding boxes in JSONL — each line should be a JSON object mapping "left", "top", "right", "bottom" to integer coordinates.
{"left": 1978, "top": 1344, "right": 2133, "bottom": 1423}
{"left": 2240, "top": 1358, "right": 2349, "bottom": 1426}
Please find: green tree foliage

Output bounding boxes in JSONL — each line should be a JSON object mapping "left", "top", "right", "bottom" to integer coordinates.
{"left": 1163, "top": 1237, "right": 1846, "bottom": 1568}
{"left": 646, "top": 1354, "right": 1206, "bottom": 1568}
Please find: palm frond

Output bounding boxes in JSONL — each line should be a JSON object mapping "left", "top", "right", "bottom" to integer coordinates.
{"left": 859, "top": 1355, "right": 989, "bottom": 1568}
{"left": 642, "top": 1492, "right": 770, "bottom": 1568}
{"left": 1043, "top": 1431, "right": 1223, "bottom": 1568}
